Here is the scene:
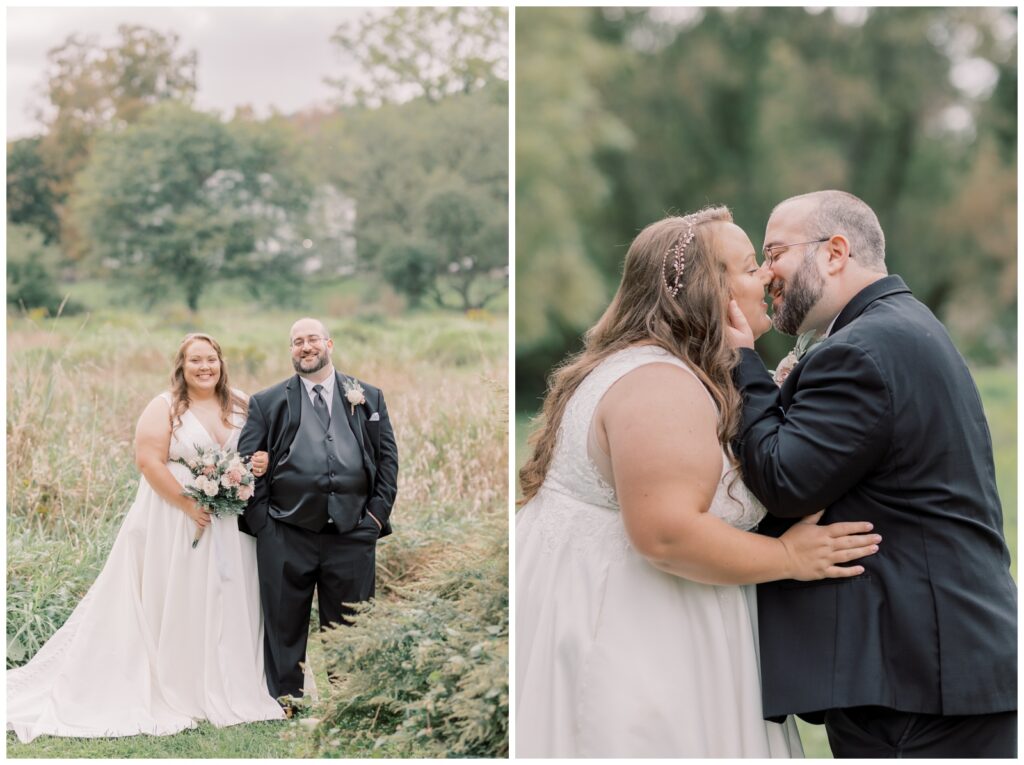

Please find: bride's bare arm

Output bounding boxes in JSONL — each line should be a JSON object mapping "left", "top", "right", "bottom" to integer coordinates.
{"left": 134, "top": 396, "right": 210, "bottom": 529}
{"left": 600, "top": 364, "right": 879, "bottom": 585}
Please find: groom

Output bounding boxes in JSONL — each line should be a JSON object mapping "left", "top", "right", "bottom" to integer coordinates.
{"left": 726, "top": 191, "right": 1016, "bottom": 757}
{"left": 239, "top": 317, "right": 399, "bottom": 704}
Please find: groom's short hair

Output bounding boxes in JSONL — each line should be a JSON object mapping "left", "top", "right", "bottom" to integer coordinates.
{"left": 777, "top": 190, "right": 887, "bottom": 273}
{"left": 291, "top": 317, "right": 332, "bottom": 340}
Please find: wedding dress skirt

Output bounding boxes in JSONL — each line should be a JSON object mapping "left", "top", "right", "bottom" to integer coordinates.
{"left": 516, "top": 346, "right": 803, "bottom": 758}
{"left": 7, "top": 394, "right": 284, "bottom": 743}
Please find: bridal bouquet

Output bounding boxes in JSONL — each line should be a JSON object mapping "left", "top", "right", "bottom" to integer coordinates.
{"left": 176, "top": 446, "right": 256, "bottom": 548}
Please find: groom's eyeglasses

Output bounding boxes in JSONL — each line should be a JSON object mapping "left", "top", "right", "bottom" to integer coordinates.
{"left": 762, "top": 238, "right": 831, "bottom": 268}
{"left": 291, "top": 336, "right": 325, "bottom": 349}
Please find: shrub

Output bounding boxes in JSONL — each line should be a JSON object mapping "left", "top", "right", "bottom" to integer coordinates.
{"left": 312, "top": 513, "right": 508, "bottom": 758}
{"left": 6, "top": 224, "right": 83, "bottom": 316}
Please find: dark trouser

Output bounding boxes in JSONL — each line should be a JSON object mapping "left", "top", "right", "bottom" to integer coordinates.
{"left": 256, "top": 513, "right": 378, "bottom": 699}
{"left": 825, "top": 706, "right": 1017, "bottom": 758}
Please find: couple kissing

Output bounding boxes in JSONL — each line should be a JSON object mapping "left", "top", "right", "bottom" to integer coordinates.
{"left": 516, "top": 190, "right": 1016, "bottom": 758}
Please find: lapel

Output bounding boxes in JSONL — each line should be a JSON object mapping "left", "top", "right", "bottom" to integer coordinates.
{"left": 782, "top": 275, "right": 911, "bottom": 410}
{"left": 829, "top": 274, "right": 912, "bottom": 336}
{"left": 335, "top": 369, "right": 369, "bottom": 456}
{"left": 282, "top": 375, "right": 303, "bottom": 451}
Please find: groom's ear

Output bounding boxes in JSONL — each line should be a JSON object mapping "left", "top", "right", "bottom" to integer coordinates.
{"left": 824, "top": 234, "right": 852, "bottom": 275}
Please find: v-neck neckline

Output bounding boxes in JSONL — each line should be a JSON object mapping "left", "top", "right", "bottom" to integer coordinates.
{"left": 187, "top": 407, "right": 233, "bottom": 451}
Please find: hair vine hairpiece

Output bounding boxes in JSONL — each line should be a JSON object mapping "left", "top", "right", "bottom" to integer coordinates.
{"left": 662, "top": 220, "right": 696, "bottom": 297}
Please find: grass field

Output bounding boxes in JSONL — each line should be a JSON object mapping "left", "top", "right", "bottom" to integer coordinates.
{"left": 516, "top": 366, "right": 1016, "bottom": 759}
{"left": 7, "top": 296, "right": 508, "bottom": 758}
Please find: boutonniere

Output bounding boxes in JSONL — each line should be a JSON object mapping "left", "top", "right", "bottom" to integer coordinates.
{"left": 342, "top": 378, "right": 366, "bottom": 415}
{"left": 772, "top": 330, "right": 823, "bottom": 386}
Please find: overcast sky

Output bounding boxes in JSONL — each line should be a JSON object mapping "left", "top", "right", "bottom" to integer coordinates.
{"left": 6, "top": 6, "right": 377, "bottom": 139}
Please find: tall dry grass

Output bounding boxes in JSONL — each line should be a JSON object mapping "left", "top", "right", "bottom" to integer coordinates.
{"left": 7, "top": 307, "right": 509, "bottom": 755}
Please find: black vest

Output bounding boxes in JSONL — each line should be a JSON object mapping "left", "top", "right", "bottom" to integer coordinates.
{"left": 268, "top": 383, "right": 369, "bottom": 532}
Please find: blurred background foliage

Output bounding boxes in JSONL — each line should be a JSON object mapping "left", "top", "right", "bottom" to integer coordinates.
{"left": 516, "top": 6, "right": 1016, "bottom": 408}
{"left": 8, "top": 8, "right": 509, "bottom": 317}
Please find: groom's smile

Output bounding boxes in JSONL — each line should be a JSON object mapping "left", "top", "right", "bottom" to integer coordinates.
{"left": 290, "top": 318, "right": 335, "bottom": 377}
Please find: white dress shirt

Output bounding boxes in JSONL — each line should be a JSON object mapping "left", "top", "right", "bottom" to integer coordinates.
{"left": 299, "top": 367, "right": 336, "bottom": 416}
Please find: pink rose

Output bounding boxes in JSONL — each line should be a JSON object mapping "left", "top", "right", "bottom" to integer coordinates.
{"left": 221, "top": 469, "right": 242, "bottom": 488}
{"left": 237, "top": 484, "right": 254, "bottom": 501}
{"left": 773, "top": 351, "right": 799, "bottom": 386}
{"left": 203, "top": 465, "right": 216, "bottom": 477}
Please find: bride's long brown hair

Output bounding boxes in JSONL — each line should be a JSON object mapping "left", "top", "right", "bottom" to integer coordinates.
{"left": 169, "top": 333, "right": 248, "bottom": 432}
{"left": 519, "top": 207, "right": 743, "bottom": 503}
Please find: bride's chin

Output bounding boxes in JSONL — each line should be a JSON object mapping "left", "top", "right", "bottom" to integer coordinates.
{"left": 753, "top": 314, "right": 772, "bottom": 339}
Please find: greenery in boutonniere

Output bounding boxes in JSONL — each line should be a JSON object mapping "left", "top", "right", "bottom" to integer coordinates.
{"left": 772, "top": 330, "right": 824, "bottom": 386}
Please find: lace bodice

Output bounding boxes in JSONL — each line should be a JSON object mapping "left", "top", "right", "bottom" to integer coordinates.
{"left": 160, "top": 392, "right": 244, "bottom": 483}
{"left": 541, "top": 345, "right": 766, "bottom": 531}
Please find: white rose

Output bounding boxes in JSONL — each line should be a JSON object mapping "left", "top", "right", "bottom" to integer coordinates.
{"left": 346, "top": 388, "right": 364, "bottom": 405}
{"left": 202, "top": 453, "right": 217, "bottom": 467}
{"left": 202, "top": 478, "right": 219, "bottom": 497}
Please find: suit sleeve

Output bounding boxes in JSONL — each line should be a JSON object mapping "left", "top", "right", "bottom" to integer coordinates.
{"left": 733, "top": 343, "right": 892, "bottom": 518}
{"left": 237, "top": 395, "right": 270, "bottom": 534}
{"left": 367, "top": 390, "right": 399, "bottom": 527}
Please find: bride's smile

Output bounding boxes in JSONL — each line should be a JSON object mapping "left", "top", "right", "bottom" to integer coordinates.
{"left": 184, "top": 341, "right": 221, "bottom": 391}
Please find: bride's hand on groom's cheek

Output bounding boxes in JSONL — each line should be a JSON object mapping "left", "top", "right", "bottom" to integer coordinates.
{"left": 726, "top": 300, "right": 755, "bottom": 349}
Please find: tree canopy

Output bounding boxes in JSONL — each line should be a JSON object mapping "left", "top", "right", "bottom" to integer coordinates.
{"left": 328, "top": 7, "right": 508, "bottom": 106}
{"left": 72, "top": 102, "right": 314, "bottom": 311}
{"left": 516, "top": 7, "right": 1016, "bottom": 406}
{"left": 8, "top": 13, "right": 509, "bottom": 315}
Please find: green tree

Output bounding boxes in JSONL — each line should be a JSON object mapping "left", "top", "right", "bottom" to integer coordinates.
{"left": 328, "top": 7, "right": 507, "bottom": 106}
{"left": 72, "top": 102, "right": 313, "bottom": 312}
{"left": 320, "top": 8, "right": 509, "bottom": 311}
{"left": 420, "top": 181, "right": 508, "bottom": 310}
{"left": 514, "top": 8, "right": 633, "bottom": 403}
{"left": 516, "top": 6, "right": 1017, "bottom": 397}
{"left": 7, "top": 138, "right": 60, "bottom": 244}
{"left": 319, "top": 84, "right": 508, "bottom": 311}
{"left": 37, "top": 24, "right": 197, "bottom": 253}
{"left": 6, "top": 224, "right": 80, "bottom": 315}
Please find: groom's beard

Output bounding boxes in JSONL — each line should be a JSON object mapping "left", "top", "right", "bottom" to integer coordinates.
{"left": 293, "top": 350, "right": 329, "bottom": 374}
{"left": 771, "top": 253, "right": 825, "bottom": 336}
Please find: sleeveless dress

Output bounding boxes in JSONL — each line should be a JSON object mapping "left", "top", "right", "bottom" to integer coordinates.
{"left": 7, "top": 392, "right": 284, "bottom": 743}
{"left": 516, "top": 346, "right": 803, "bottom": 758}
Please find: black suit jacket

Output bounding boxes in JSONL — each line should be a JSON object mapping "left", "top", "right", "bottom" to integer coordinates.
{"left": 733, "top": 275, "right": 1016, "bottom": 722}
{"left": 237, "top": 371, "right": 399, "bottom": 538}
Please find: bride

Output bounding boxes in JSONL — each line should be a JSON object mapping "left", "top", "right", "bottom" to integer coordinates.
{"left": 8, "top": 333, "right": 284, "bottom": 743}
{"left": 516, "top": 207, "right": 882, "bottom": 757}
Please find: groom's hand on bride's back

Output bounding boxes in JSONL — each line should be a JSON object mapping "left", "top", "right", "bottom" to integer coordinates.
{"left": 726, "top": 300, "right": 756, "bottom": 349}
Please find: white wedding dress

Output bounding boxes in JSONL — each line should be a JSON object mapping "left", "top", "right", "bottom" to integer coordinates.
{"left": 516, "top": 346, "right": 803, "bottom": 758}
{"left": 7, "top": 392, "right": 284, "bottom": 743}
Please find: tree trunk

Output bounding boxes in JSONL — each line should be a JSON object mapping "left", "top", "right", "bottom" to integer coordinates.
{"left": 186, "top": 283, "right": 201, "bottom": 314}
